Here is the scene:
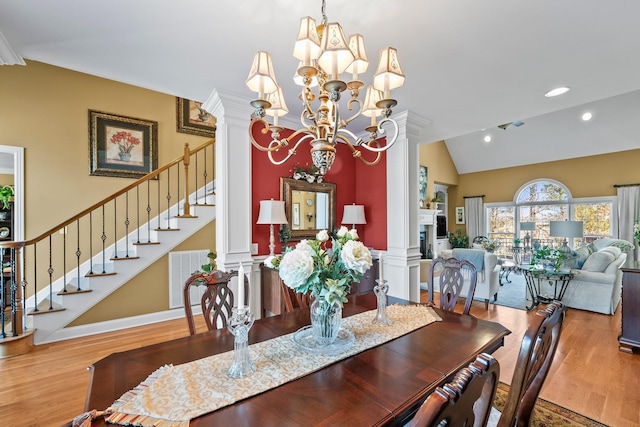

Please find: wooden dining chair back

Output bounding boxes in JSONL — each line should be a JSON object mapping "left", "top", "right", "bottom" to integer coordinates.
{"left": 280, "top": 277, "right": 313, "bottom": 312}
{"left": 496, "top": 301, "right": 567, "bottom": 427}
{"left": 428, "top": 256, "right": 478, "bottom": 315}
{"left": 410, "top": 353, "right": 500, "bottom": 427}
{"left": 182, "top": 270, "right": 249, "bottom": 335}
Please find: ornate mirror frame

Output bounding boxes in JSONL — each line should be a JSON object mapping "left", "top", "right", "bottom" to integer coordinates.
{"left": 281, "top": 177, "right": 336, "bottom": 241}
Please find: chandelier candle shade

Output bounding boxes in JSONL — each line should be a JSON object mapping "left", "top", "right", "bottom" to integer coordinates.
{"left": 257, "top": 199, "right": 289, "bottom": 256}
{"left": 246, "top": 0, "right": 405, "bottom": 175}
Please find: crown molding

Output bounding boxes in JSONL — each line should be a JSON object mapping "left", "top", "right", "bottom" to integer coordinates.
{"left": 0, "top": 29, "right": 25, "bottom": 66}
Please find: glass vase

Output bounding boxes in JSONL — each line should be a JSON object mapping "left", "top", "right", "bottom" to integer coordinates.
{"left": 310, "top": 296, "right": 342, "bottom": 345}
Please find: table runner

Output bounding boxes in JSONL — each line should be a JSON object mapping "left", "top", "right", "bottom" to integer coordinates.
{"left": 106, "top": 304, "right": 441, "bottom": 427}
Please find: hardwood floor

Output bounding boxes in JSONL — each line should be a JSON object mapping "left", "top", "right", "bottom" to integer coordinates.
{"left": 1, "top": 295, "right": 639, "bottom": 427}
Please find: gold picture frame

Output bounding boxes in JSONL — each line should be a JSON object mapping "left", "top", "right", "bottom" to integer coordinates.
{"left": 89, "top": 110, "right": 158, "bottom": 179}
{"left": 176, "top": 97, "right": 217, "bottom": 138}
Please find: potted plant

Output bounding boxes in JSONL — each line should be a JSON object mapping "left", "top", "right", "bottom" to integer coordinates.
{"left": 448, "top": 228, "right": 469, "bottom": 248}
{"left": 0, "top": 185, "right": 14, "bottom": 210}
{"left": 513, "top": 237, "right": 521, "bottom": 247}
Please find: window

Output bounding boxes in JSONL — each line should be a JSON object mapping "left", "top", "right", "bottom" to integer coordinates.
{"left": 486, "top": 179, "right": 615, "bottom": 256}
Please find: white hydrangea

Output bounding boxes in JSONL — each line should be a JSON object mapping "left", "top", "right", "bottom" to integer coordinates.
{"left": 295, "top": 239, "right": 316, "bottom": 257}
{"left": 340, "top": 240, "right": 373, "bottom": 274}
{"left": 278, "top": 248, "right": 314, "bottom": 289}
{"left": 348, "top": 228, "right": 359, "bottom": 240}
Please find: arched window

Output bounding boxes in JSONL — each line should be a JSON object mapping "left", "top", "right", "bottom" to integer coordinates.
{"left": 485, "top": 179, "right": 614, "bottom": 258}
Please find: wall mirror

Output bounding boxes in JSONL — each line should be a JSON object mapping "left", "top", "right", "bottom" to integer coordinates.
{"left": 281, "top": 177, "right": 336, "bottom": 241}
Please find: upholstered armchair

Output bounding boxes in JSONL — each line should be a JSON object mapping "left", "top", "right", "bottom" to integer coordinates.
{"left": 439, "top": 248, "right": 501, "bottom": 309}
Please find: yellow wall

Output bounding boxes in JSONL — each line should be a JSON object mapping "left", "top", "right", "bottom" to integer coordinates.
{"left": 0, "top": 174, "right": 13, "bottom": 187}
{"left": 420, "top": 141, "right": 640, "bottom": 236}
{"left": 0, "top": 60, "right": 215, "bottom": 324}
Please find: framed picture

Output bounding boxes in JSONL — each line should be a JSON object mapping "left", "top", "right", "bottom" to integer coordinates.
{"left": 89, "top": 110, "right": 158, "bottom": 179}
{"left": 176, "top": 97, "right": 217, "bottom": 138}
{"left": 456, "top": 206, "right": 465, "bottom": 224}
{"left": 419, "top": 165, "right": 428, "bottom": 208}
{"left": 293, "top": 203, "right": 300, "bottom": 226}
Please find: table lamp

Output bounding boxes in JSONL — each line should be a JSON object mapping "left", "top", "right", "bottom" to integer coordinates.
{"left": 520, "top": 222, "right": 536, "bottom": 248}
{"left": 550, "top": 220, "right": 583, "bottom": 255}
{"left": 257, "top": 199, "right": 288, "bottom": 256}
{"left": 342, "top": 204, "right": 366, "bottom": 231}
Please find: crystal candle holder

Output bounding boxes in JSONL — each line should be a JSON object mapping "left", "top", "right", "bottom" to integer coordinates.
{"left": 372, "top": 279, "right": 392, "bottom": 326}
{"left": 226, "top": 307, "right": 256, "bottom": 379}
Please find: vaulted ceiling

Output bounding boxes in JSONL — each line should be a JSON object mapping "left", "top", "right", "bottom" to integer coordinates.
{"left": 1, "top": 0, "right": 639, "bottom": 174}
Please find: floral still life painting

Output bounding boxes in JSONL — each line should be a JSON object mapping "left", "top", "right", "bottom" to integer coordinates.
{"left": 89, "top": 110, "right": 158, "bottom": 179}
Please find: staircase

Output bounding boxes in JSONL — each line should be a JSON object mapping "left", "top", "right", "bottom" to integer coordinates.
{"left": 28, "top": 195, "right": 216, "bottom": 344}
{"left": 0, "top": 140, "right": 216, "bottom": 356}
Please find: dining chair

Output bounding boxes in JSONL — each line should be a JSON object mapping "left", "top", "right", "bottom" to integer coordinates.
{"left": 490, "top": 301, "right": 567, "bottom": 427}
{"left": 280, "top": 276, "right": 313, "bottom": 312}
{"left": 410, "top": 353, "right": 500, "bottom": 427}
{"left": 427, "top": 256, "right": 478, "bottom": 315}
{"left": 182, "top": 270, "right": 248, "bottom": 335}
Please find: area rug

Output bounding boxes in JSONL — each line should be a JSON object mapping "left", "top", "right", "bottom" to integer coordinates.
{"left": 493, "top": 382, "right": 609, "bottom": 427}
{"left": 490, "top": 272, "right": 531, "bottom": 311}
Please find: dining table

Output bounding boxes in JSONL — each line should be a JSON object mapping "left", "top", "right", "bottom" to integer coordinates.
{"left": 84, "top": 293, "right": 511, "bottom": 426}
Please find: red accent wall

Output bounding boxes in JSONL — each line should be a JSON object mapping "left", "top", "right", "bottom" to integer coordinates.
{"left": 251, "top": 124, "right": 387, "bottom": 254}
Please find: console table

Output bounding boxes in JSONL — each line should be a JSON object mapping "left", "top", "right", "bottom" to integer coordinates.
{"left": 619, "top": 260, "right": 640, "bottom": 353}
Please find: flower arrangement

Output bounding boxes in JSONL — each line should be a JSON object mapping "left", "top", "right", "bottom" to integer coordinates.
{"left": 110, "top": 130, "right": 141, "bottom": 154}
{"left": 482, "top": 240, "right": 500, "bottom": 252}
{"left": 634, "top": 220, "right": 640, "bottom": 242}
{"left": 292, "top": 164, "right": 323, "bottom": 183}
{"left": 530, "top": 246, "right": 566, "bottom": 271}
{"left": 275, "top": 226, "right": 372, "bottom": 306}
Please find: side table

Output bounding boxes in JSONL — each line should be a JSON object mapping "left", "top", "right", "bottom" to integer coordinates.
{"left": 499, "top": 259, "right": 517, "bottom": 285}
{"left": 518, "top": 265, "right": 573, "bottom": 311}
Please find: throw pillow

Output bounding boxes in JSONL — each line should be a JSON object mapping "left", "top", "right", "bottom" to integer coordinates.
{"left": 582, "top": 251, "right": 616, "bottom": 272}
{"left": 607, "top": 239, "right": 634, "bottom": 252}
{"left": 600, "top": 246, "right": 622, "bottom": 258}
{"left": 566, "top": 245, "right": 592, "bottom": 269}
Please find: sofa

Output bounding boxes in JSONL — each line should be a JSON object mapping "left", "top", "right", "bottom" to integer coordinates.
{"left": 561, "top": 238, "right": 631, "bottom": 315}
{"left": 438, "top": 248, "right": 501, "bottom": 309}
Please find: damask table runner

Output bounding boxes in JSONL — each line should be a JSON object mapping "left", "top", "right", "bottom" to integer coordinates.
{"left": 106, "top": 304, "right": 441, "bottom": 427}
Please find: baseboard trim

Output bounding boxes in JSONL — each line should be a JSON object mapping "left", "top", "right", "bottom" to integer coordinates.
{"left": 37, "top": 307, "right": 202, "bottom": 345}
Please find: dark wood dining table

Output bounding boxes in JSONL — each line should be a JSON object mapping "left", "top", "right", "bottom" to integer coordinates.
{"left": 85, "top": 293, "right": 510, "bottom": 426}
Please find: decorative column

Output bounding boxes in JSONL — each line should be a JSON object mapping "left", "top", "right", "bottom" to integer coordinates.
{"left": 202, "top": 90, "right": 260, "bottom": 316}
{"left": 385, "top": 111, "right": 432, "bottom": 302}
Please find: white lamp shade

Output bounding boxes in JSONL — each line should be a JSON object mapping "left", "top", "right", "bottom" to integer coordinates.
{"left": 361, "top": 85, "right": 383, "bottom": 118}
{"left": 373, "top": 47, "right": 405, "bottom": 98}
{"left": 342, "top": 204, "right": 366, "bottom": 225}
{"left": 520, "top": 222, "right": 536, "bottom": 231}
{"left": 317, "top": 22, "right": 355, "bottom": 79}
{"left": 345, "top": 33, "right": 369, "bottom": 77}
{"left": 265, "top": 87, "right": 289, "bottom": 119}
{"left": 293, "top": 16, "right": 321, "bottom": 64}
{"left": 246, "top": 51, "right": 278, "bottom": 97}
{"left": 257, "top": 200, "right": 288, "bottom": 224}
{"left": 550, "top": 220, "right": 584, "bottom": 238}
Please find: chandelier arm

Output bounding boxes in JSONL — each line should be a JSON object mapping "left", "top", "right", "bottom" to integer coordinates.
{"left": 266, "top": 134, "right": 315, "bottom": 165}
{"left": 340, "top": 97, "right": 363, "bottom": 127}
{"left": 335, "top": 134, "right": 382, "bottom": 166}
{"left": 357, "top": 117, "right": 400, "bottom": 153}
{"left": 249, "top": 118, "right": 286, "bottom": 153}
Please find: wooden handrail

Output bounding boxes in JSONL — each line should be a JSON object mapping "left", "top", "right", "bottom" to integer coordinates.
{"left": 19, "top": 139, "right": 214, "bottom": 247}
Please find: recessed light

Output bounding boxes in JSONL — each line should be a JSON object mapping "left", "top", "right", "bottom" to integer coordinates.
{"left": 581, "top": 112, "right": 592, "bottom": 121}
{"left": 484, "top": 135, "right": 492, "bottom": 143}
{"left": 544, "top": 87, "right": 570, "bottom": 97}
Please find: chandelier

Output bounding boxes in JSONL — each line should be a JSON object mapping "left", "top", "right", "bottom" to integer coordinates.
{"left": 246, "top": 0, "right": 405, "bottom": 175}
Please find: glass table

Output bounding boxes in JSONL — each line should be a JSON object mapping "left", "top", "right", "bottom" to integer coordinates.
{"left": 518, "top": 264, "right": 573, "bottom": 311}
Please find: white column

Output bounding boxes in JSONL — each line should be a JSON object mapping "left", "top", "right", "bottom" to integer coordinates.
{"left": 202, "top": 90, "right": 261, "bottom": 316}
{"left": 385, "top": 111, "right": 432, "bottom": 302}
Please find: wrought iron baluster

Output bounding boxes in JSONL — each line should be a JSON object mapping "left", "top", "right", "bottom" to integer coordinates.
{"left": 147, "top": 180, "right": 152, "bottom": 242}
{"left": 89, "top": 212, "right": 94, "bottom": 275}
{"left": 32, "top": 245, "right": 38, "bottom": 312}
{"left": 76, "top": 219, "right": 82, "bottom": 291}
{"left": 113, "top": 198, "right": 118, "bottom": 259}
{"left": 124, "top": 191, "right": 130, "bottom": 257}
{"left": 166, "top": 168, "right": 171, "bottom": 229}
{"left": 48, "top": 235, "right": 54, "bottom": 310}
{"left": 101, "top": 205, "right": 107, "bottom": 273}
{"left": 62, "top": 226, "right": 67, "bottom": 293}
